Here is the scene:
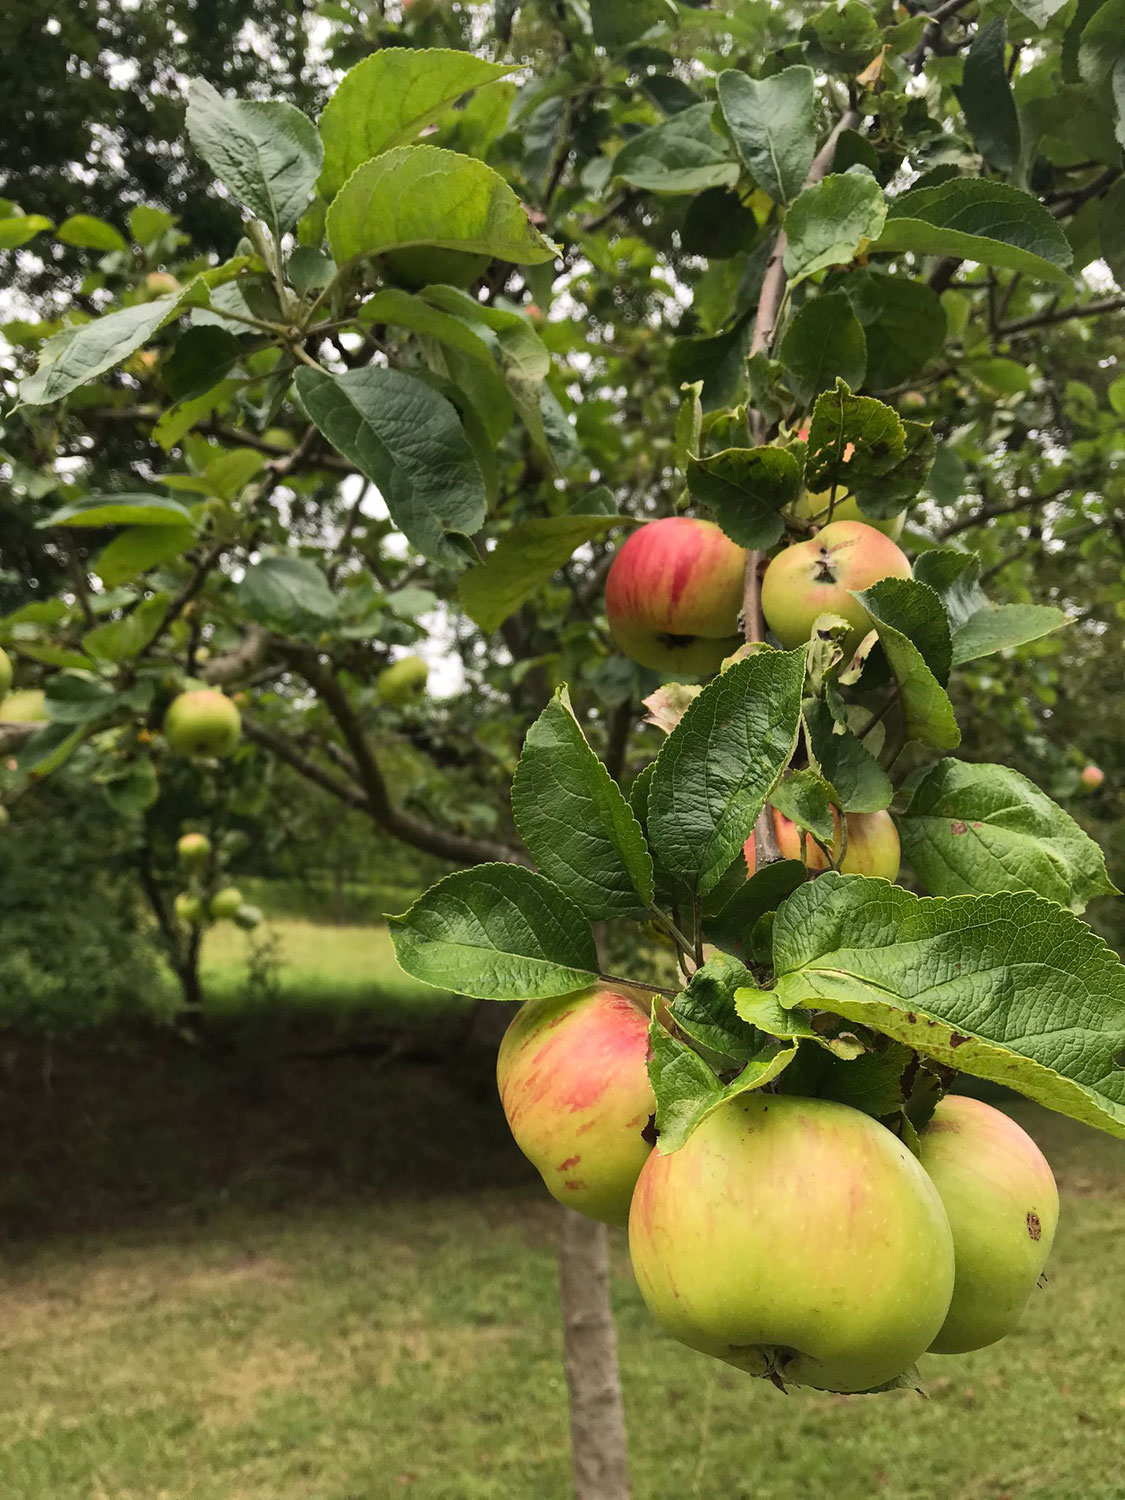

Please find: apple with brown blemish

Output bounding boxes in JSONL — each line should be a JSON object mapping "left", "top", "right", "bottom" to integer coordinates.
{"left": 629, "top": 1092, "right": 955, "bottom": 1393}
{"left": 760, "top": 520, "right": 911, "bottom": 652}
{"left": 919, "top": 1095, "right": 1059, "bottom": 1354}
{"left": 496, "top": 987, "right": 656, "bottom": 1225}
{"left": 605, "top": 516, "right": 747, "bottom": 676}
{"left": 744, "top": 805, "right": 900, "bottom": 882}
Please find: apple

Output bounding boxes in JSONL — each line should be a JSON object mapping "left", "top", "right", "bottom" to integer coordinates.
{"left": 761, "top": 520, "right": 912, "bottom": 650}
{"left": 497, "top": 987, "right": 656, "bottom": 1225}
{"left": 745, "top": 805, "right": 900, "bottom": 882}
{"left": 0, "top": 806, "right": 9, "bottom": 830}
{"left": 1081, "top": 764, "right": 1104, "bottom": 790}
{"left": 163, "top": 690, "right": 241, "bottom": 758}
{"left": 209, "top": 887, "right": 244, "bottom": 921}
{"left": 918, "top": 1095, "right": 1059, "bottom": 1355}
{"left": 605, "top": 517, "right": 747, "bottom": 676}
{"left": 233, "top": 903, "right": 263, "bottom": 931}
{"left": 174, "top": 892, "right": 205, "bottom": 926}
{"left": 176, "top": 832, "right": 211, "bottom": 868}
{"left": 143, "top": 270, "right": 180, "bottom": 298}
{"left": 0, "top": 689, "right": 45, "bottom": 722}
{"left": 629, "top": 1092, "right": 955, "bottom": 1392}
{"left": 0, "top": 647, "right": 11, "bottom": 700}
{"left": 378, "top": 655, "right": 429, "bottom": 705}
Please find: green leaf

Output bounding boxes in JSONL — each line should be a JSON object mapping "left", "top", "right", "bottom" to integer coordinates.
{"left": 957, "top": 19, "right": 1022, "bottom": 173}
{"left": 648, "top": 648, "right": 806, "bottom": 899}
{"left": 236, "top": 556, "right": 336, "bottom": 631}
{"left": 704, "top": 859, "right": 808, "bottom": 955}
{"left": 360, "top": 287, "right": 497, "bottom": 364}
{"left": 804, "top": 382, "right": 904, "bottom": 496}
{"left": 802, "top": 0, "right": 883, "bottom": 74}
{"left": 839, "top": 272, "right": 947, "bottom": 389}
{"left": 613, "top": 103, "right": 740, "bottom": 195}
{"left": 854, "top": 583, "right": 960, "bottom": 750}
{"left": 715, "top": 67, "right": 817, "bottom": 207}
{"left": 44, "top": 672, "right": 119, "bottom": 726}
{"left": 82, "top": 592, "right": 170, "bottom": 663}
{"left": 951, "top": 603, "right": 1067, "bottom": 665}
{"left": 687, "top": 445, "right": 800, "bottom": 550}
{"left": 326, "top": 145, "right": 557, "bottom": 268}
{"left": 294, "top": 364, "right": 487, "bottom": 570}
{"left": 803, "top": 699, "right": 892, "bottom": 814}
{"left": 779, "top": 291, "right": 867, "bottom": 404}
{"left": 967, "top": 356, "right": 1033, "bottom": 397}
{"left": 860, "top": 576, "right": 952, "bottom": 685}
{"left": 93, "top": 525, "right": 195, "bottom": 587}
{"left": 318, "top": 48, "right": 515, "bottom": 199}
{"left": 56, "top": 215, "right": 128, "bottom": 252}
{"left": 19, "top": 285, "right": 204, "bottom": 406}
{"left": 163, "top": 326, "right": 243, "bottom": 403}
{"left": 1011, "top": 0, "right": 1068, "bottom": 24}
{"left": 901, "top": 759, "right": 1117, "bottom": 913}
{"left": 101, "top": 758, "right": 160, "bottom": 816}
{"left": 185, "top": 79, "right": 323, "bottom": 239}
{"left": 671, "top": 953, "right": 762, "bottom": 1062}
{"left": 0, "top": 215, "right": 52, "bottom": 249}
{"left": 590, "top": 0, "right": 677, "bottom": 47}
{"left": 39, "top": 494, "right": 195, "bottom": 529}
{"left": 14, "top": 722, "right": 87, "bottom": 777}
{"left": 783, "top": 171, "right": 887, "bottom": 285}
{"left": 388, "top": 864, "right": 598, "bottom": 1001}
{"left": 1079, "top": 0, "right": 1125, "bottom": 148}
{"left": 873, "top": 179, "right": 1073, "bottom": 285}
{"left": 511, "top": 686, "right": 655, "bottom": 918}
{"left": 675, "top": 382, "right": 703, "bottom": 475}
{"left": 128, "top": 206, "right": 176, "bottom": 246}
{"left": 458, "top": 514, "right": 623, "bottom": 633}
{"left": 770, "top": 874, "right": 1125, "bottom": 1141}
{"left": 770, "top": 767, "right": 838, "bottom": 846}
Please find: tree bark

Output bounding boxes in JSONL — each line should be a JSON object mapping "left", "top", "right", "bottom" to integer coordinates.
{"left": 558, "top": 1208, "right": 631, "bottom": 1500}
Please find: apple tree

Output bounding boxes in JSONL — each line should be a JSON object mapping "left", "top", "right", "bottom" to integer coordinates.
{"left": 2, "top": 1, "right": 1124, "bottom": 1495}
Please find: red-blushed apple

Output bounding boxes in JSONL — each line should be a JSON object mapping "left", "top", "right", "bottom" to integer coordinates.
{"left": 760, "top": 520, "right": 911, "bottom": 650}
{"left": 1081, "top": 764, "right": 1105, "bottom": 790}
{"left": 0, "top": 647, "right": 11, "bottom": 700}
{"left": 497, "top": 987, "right": 656, "bottom": 1225}
{"left": 163, "top": 689, "right": 241, "bottom": 758}
{"left": 629, "top": 1092, "right": 955, "bottom": 1392}
{"left": 918, "top": 1095, "right": 1059, "bottom": 1355}
{"left": 209, "top": 887, "right": 244, "bottom": 921}
{"left": 174, "top": 891, "right": 205, "bottom": 926}
{"left": 745, "top": 806, "right": 900, "bottom": 882}
{"left": 176, "top": 832, "right": 211, "bottom": 868}
{"left": 605, "top": 516, "right": 747, "bottom": 676}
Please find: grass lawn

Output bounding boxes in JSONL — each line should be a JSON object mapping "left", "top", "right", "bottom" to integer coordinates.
{"left": 0, "top": 1012, "right": 1121, "bottom": 1500}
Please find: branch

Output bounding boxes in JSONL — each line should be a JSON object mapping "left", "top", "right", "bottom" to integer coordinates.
{"left": 241, "top": 715, "right": 369, "bottom": 810}
{"left": 995, "top": 295, "right": 1125, "bottom": 337}
{"left": 0, "top": 721, "right": 40, "bottom": 753}
{"left": 937, "top": 480, "right": 1083, "bottom": 540}
{"left": 202, "top": 625, "right": 274, "bottom": 687}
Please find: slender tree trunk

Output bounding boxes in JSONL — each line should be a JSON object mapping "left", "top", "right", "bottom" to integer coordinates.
{"left": 558, "top": 1208, "right": 631, "bottom": 1500}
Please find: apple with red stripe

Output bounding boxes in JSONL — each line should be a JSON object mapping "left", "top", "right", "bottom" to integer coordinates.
{"left": 745, "top": 805, "right": 900, "bottom": 881}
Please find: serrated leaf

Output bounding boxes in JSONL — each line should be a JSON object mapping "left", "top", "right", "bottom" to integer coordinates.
{"left": 840, "top": 272, "right": 947, "bottom": 389}
{"left": 854, "top": 584, "right": 960, "bottom": 750}
{"left": 770, "top": 874, "right": 1125, "bottom": 1140}
{"left": 361, "top": 287, "right": 497, "bottom": 364}
{"left": 388, "top": 865, "right": 598, "bottom": 1000}
{"left": 805, "top": 382, "right": 904, "bottom": 494}
{"left": 715, "top": 67, "right": 817, "bottom": 207}
{"left": 803, "top": 699, "right": 892, "bottom": 814}
{"left": 686, "top": 445, "right": 800, "bottom": 550}
{"left": 860, "top": 576, "right": 953, "bottom": 685}
{"left": 783, "top": 171, "right": 887, "bottom": 285}
{"left": 648, "top": 648, "right": 806, "bottom": 899}
{"left": 911, "top": 548, "right": 987, "bottom": 630}
{"left": 1078, "top": 0, "right": 1125, "bottom": 148}
{"left": 511, "top": 686, "right": 655, "bottom": 918}
{"left": 901, "top": 759, "right": 1116, "bottom": 912}
{"left": 186, "top": 79, "right": 323, "bottom": 239}
{"left": 779, "top": 291, "right": 867, "bottom": 404}
{"left": 770, "top": 768, "right": 838, "bottom": 845}
{"left": 326, "top": 145, "right": 557, "bottom": 268}
{"left": 957, "top": 19, "right": 1021, "bottom": 173}
{"left": 614, "top": 103, "right": 740, "bottom": 194}
{"left": 459, "top": 515, "right": 623, "bottom": 633}
{"left": 671, "top": 953, "right": 762, "bottom": 1062}
{"left": 873, "top": 178, "right": 1073, "bottom": 285}
{"left": 318, "top": 48, "right": 514, "bottom": 199}
{"left": 295, "top": 364, "right": 486, "bottom": 570}
{"left": 951, "top": 602, "right": 1067, "bottom": 665}
{"left": 236, "top": 556, "right": 336, "bottom": 630}
{"left": 39, "top": 493, "right": 195, "bottom": 529}
{"left": 163, "top": 326, "right": 243, "bottom": 403}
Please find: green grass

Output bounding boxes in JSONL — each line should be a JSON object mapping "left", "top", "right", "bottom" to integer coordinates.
{"left": 0, "top": 1027, "right": 1121, "bottom": 1500}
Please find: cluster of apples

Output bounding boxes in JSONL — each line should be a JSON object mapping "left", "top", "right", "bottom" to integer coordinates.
{"left": 605, "top": 506, "right": 910, "bottom": 676}
{"left": 497, "top": 987, "right": 1058, "bottom": 1394}
{"left": 172, "top": 829, "right": 262, "bottom": 931}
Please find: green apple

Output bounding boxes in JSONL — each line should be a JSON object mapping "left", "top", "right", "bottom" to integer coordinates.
{"left": 745, "top": 806, "right": 900, "bottom": 882}
{"left": 919, "top": 1095, "right": 1059, "bottom": 1355}
{"left": 0, "top": 689, "right": 46, "bottom": 722}
{"left": 0, "top": 647, "right": 11, "bottom": 700}
{"left": 174, "top": 891, "right": 206, "bottom": 926}
{"left": 761, "top": 520, "right": 912, "bottom": 651}
{"left": 176, "top": 832, "right": 211, "bottom": 868}
{"left": 0, "top": 806, "right": 9, "bottom": 830}
{"left": 605, "top": 516, "right": 747, "bottom": 676}
{"left": 377, "top": 655, "right": 429, "bottom": 705}
{"left": 163, "top": 690, "right": 241, "bottom": 758}
{"left": 209, "top": 887, "right": 244, "bottom": 921}
{"left": 497, "top": 987, "right": 656, "bottom": 1225}
{"left": 233, "top": 903, "right": 263, "bottom": 931}
{"left": 792, "top": 487, "right": 905, "bottom": 541}
{"left": 629, "top": 1092, "right": 955, "bottom": 1392}
{"left": 143, "top": 270, "right": 181, "bottom": 299}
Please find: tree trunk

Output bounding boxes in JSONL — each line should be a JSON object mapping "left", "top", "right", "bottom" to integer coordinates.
{"left": 558, "top": 1208, "right": 631, "bottom": 1500}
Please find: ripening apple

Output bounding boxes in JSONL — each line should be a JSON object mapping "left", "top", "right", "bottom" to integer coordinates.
{"left": 176, "top": 832, "right": 211, "bottom": 868}
{"left": 174, "top": 891, "right": 205, "bottom": 926}
{"left": 1081, "top": 764, "right": 1105, "bottom": 790}
{"left": 143, "top": 270, "right": 181, "bottom": 299}
{"left": 745, "top": 805, "right": 900, "bottom": 882}
{"left": 209, "top": 887, "right": 244, "bottom": 921}
{"left": 918, "top": 1096, "right": 1059, "bottom": 1355}
{"left": 629, "top": 1093, "right": 955, "bottom": 1393}
{"left": 378, "top": 655, "right": 429, "bottom": 705}
{"left": 0, "top": 647, "right": 11, "bottom": 700}
{"left": 163, "top": 690, "right": 241, "bottom": 758}
{"left": 605, "top": 516, "right": 747, "bottom": 676}
{"left": 761, "top": 520, "right": 912, "bottom": 650}
{"left": 497, "top": 987, "right": 656, "bottom": 1225}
